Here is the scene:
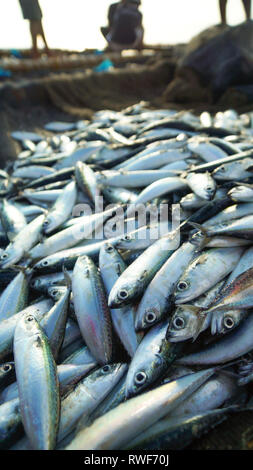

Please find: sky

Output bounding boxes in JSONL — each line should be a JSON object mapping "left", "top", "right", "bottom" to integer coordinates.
{"left": 0, "top": 0, "right": 250, "bottom": 51}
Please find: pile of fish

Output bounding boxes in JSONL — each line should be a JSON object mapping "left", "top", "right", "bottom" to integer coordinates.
{"left": 2, "top": 103, "right": 253, "bottom": 450}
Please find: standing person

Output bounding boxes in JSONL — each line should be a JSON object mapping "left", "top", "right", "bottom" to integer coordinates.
{"left": 102, "top": 0, "right": 144, "bottom": 52}
{"left": 219, "top": 0, "right": 251, "bottom": 24}
{"left": 18, "top": 0, "right": 50, "bottom": 58}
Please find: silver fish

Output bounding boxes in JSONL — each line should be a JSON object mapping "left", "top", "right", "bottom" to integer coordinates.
{"left": 66, "top": 369, "right": 215, "bottom": 450}
{"left": 72, "top": 256, "right": 113, "bottom": 365}
{"left": 14, "top": 314, "right": 60, "bottom": 450}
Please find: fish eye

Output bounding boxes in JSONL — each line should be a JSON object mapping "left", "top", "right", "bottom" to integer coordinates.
{"left": 2, "top": 364, "right": 12, "bottom": 372}
{"left": 1, "top": 253, "right": 8, "bottom": 260}
{"left": 206, "top": 186, "right": 213, "bottom": 192}
{"left": 177, "top": 281, "right": 189, "bottom": 292}
{"left": 42, "top": 260, "right": 49, "bottom": 266}
{"left": 173, "top": 316, "right": 186, "bottom": 330}
{"left": 123, "top": 235, "right": 131, "bottom": 241}
{"left": 51, "top": 290, "right": 58, "bottom": 296}
{"left": 220, "top": 166, "right": 225, "bottom": 172}
{"left": 105, "top": 244, "right": 114, "bottom": 253}
{"left": 118, "top": 289, "right": 129, "bottom": 300}
{"left": 26, "top": 315, "right": 34, "bottom": 322}
{"left": 43, "top": 220, "right": 50, "bottom": 227}
{"left": 145, "top": 311, "right": 157, "bottom": 324}
{"left": 102, "top": 365, "right": 111, "bottom": 374}
{"left": 134, "top": 371, "right": 147, "bottom": 386}
{"left": 224, "top": 316, "right": 235, "bottom": 329}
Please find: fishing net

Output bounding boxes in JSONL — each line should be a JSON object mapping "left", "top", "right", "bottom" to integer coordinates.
{"left": 0, "top": 59, "right": 174, "bottom": 168}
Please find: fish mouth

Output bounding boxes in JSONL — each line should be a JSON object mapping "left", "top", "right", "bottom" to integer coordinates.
{"left": 33, "top": 263, "right": 44, "bottom": 271}
{"left": 0, "top": 260, "right": 8, "bottom": 269}
{"left": 166, "top": 331, "right": 184, "bottom": 342}
{"left": 0, "top": 257, "right": 16, "bottom": 269}
{"left": 174, "top": 295, "right": 189, "bottom": 304}
{"left": 134, "top": 318, "right": 145, "bottom": 332}
{"left": 108, "top": 296, "right": 120, "bottom": 308}
{"left": 166, "top": 327, "right": 179, "bottom": 340}
{"left": 125, "top": 386, "right": 137, "bottom": 399}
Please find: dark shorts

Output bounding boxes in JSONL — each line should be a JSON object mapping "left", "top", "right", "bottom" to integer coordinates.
{"left": 19, "top": 0, "right": 42, "bottom": 21}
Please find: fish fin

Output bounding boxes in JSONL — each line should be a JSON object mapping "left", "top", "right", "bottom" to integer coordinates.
{"left": 192, "top": 312, "right": 207, "bottom": 342}
{"left": 189, "top": 234, "right": 210, "bottom": 251}
{"left": 187, "top": 164, "right": 198, "bottom": 173}
{"left": 211, "top": 313, "right": 218, "bottom": 335}
{"left": 233, "top": 182, "right": 253, "bottom": 188}
{"left": 23, "top": 250, "right": 33, "bottom": 261}
{"left": 8, "top": 264, "right": 27, "bottom": 273}
{"left": 7, "top": 232, "right": 16, "bottom": 242}
{"left": 38, "top": 232, "right": 46, "bottom": 245}
{"left": 215, "top": 358, "right": 246, "bottom": 373}
{"left": 188, "top": 226, "right": 210, "bottom": 251}
{"left": 63, "top": 266, "right": 72, "bottom": 289}
{"left": 188, "top": 221, "right": 207, "bottom": 234}
{"left": 214, "top": 363, "right": 246, "bottom": 383}
{"left": 219, "top": 369, "right": 240, "bottom": 379}
{"left": 179, "top": 170, "right": 188, "bottom": 179}
{"left": 8, "top": 263, "right": 33, "bottom": 276}
{"left": 180, "top": 304, "right": 201, "bottom": 313}
{"left": 168, "top": 169, "right": 185, "bottom": 175}
{"left": 96, "top": 182, "right": 105, "bottom": 191}
{"left": 196, "top": 238, "right": 210, "bottom": 251}
{"left": 166, "top": 324, "right": 171, "bottom": 341}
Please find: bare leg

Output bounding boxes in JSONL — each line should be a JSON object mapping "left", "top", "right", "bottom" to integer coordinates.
{"left": 29, "top": 20, "right": 40, "bottom": 58}
{"left": 38, "top": 21, "right": 51, "bottom": 54}
{"left": 30, "top": 20, "right": 50, "bottom": 57}
{"left": 132, "top": 28, "right": 144, "bottom": 51}
{"left": 242, "top": 0, "right": 251, "bottom": 20}
{"left": 219, "top": 0, "right": 228, "bottom": 24}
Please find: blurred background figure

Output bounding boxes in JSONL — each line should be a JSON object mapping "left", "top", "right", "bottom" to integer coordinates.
{"left": 101, "top": 0, "right": 144, "bottom": 51}
{"left": 101, "top": 0, "right": 127, "bottom": 40}
{"left": 18, "top": 0, "right": 50, "bottom": 58}
{"left": 219, "top": 0, "right": 251, "bottom": 24}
